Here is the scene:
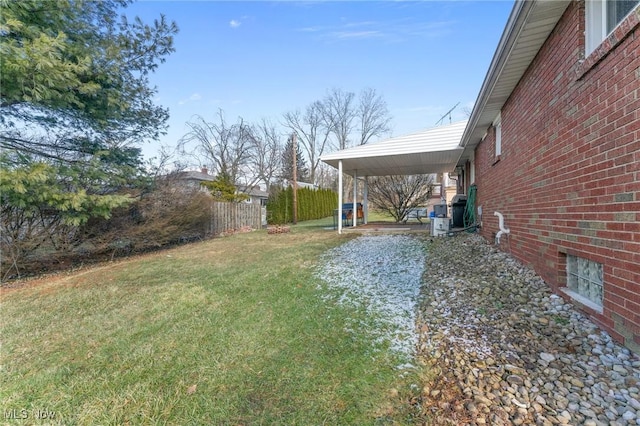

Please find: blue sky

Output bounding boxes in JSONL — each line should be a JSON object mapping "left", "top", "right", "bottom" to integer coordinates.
{"left": 125, "top": 1, "right": 514, "bottom": 161}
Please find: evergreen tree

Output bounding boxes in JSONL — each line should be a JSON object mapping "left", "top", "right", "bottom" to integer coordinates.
{"left": 0, "top": 0, "right": 178, "bottom": 276}
{"left": 1, "top": 0, "right": 178, "bottom": 162}
{"left": 201, "top": 172, "right": 249, "bottom": 203}
{"left": 281, "top": 136, "right": 310, "bottom": 183}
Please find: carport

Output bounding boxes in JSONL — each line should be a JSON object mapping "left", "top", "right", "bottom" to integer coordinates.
{"left": 320, "top": 120, "right": 467, "bottom": 233}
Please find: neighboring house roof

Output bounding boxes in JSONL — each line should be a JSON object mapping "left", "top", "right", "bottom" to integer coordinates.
{"left": 321, "top": 120, "right": 467, "bottom": 177}
{"left": 457, "top": 0, "right": 571, "bottom": 165}
{"left": 174, "top": 170, "right": 215, "bottom": 182}
{"left": 296, "top": 181, "right": 317, "bottom": 189}
{"left": 284, "top": 180, "right": 318, "bottom": 190}
{"left": 239, "top": 186, "right": 269, "bottom": 198}
{"left": 172, "top": 170, "right": 270, "bottom": 199}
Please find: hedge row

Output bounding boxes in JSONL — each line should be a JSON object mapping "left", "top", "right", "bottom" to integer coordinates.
{"left": 267, "top": 186, "right": 338, "bottom": 224}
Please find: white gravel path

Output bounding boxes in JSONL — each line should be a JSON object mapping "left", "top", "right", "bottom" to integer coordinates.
{"left": 316, "top": 234, "right": 426, "bottom": 365}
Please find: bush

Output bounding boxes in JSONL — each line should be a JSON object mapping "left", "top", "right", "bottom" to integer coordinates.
{"left": 81, "top": 182, "right": 212, "bottom": 256}
{"left": 1, "top": 161, "right": 131, "bottom": 280}
{"left": 1, "top": 174, "right": 213, "bottom": 280}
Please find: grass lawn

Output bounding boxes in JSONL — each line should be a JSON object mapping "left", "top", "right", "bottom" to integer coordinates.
{"left": 1, "top": 217, "right": 426, "bottom": 425}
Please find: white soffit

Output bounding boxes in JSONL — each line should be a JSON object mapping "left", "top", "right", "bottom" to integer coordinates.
{"left": 321, "top": 120, "right": 467, "bottom": 177}
{"left": 458, "top": 0, "right": 571, "bottom": 165}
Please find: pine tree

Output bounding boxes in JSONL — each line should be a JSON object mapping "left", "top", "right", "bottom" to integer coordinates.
{"left": 201, "top": 172, "right": 249, "bottom": 203}
{"left": 281, "top": 136, "right": 310, "bottom": 183}
{"left": 1, "top": 0, "right": 178, "bottom": 161}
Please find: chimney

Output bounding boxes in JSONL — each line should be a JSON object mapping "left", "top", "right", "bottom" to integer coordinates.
{"left": 201, "top": 167, "right": 208, "bottom": 175}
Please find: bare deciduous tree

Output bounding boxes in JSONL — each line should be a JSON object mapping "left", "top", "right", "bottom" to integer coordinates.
{"left": 282, "top": 101, "right": 331, "bottom": 185}
{"left": 357, "top": 88, "right": 392, "bottom": 145}
{"left": 323, "top": 88, "right": 356, "bottom": 150}
{"left": 321, "top": 87, "right": 392, "bottom": 199}
{"left": 178, "top": 110, "right": 256, "bottom": 185}
{"left": 314, "top": 162, "right": 337, "bottom": 190}
{"left": 367, "top": 174, "right": 434, "bottom": 223}
{"left": 251, "top": 118, "right": 282, "bottom": 191}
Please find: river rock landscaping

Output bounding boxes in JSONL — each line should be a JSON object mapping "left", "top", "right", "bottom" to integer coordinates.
{"left": 418, "top": 233, "right": 640, "bottom": 426}
{"left": 314, "top": 231, "right": 640, "bottom": 424}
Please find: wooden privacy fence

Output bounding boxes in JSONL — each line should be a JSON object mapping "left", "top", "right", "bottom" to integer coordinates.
{"left": 209, "top": 201, "right": 264, "bottom": 236}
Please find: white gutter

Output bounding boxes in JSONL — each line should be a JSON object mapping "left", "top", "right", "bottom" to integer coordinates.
{"left": 459, "top": 0, "right": 531, "bottom": 152}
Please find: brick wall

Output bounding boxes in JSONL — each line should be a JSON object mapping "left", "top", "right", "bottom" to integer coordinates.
{"left": 473, "top": 1, "right": 640, "bottom": 353}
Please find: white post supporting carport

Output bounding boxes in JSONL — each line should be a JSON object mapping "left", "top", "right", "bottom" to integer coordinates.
{"left": 363, "top": 177, "right": 368, "bottom": 224}
{"left": 338, "top": 160, "right": 343, "bottom": 234}
{"left": 352, "top": 170, "right": 357, "bottom": 227}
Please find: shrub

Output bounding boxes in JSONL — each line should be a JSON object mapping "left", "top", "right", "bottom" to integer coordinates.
{"left": 267, "top": 186, "right": 337, "bottom": 224}
{"left": 1, "top": 160, "right": 131, "bottom": 280}
{"left": 81, "top": 181, "right": 212, "bottom": 256}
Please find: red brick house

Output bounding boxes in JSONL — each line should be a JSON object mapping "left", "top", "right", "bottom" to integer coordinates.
{"left": 456, "top": 0, "right": 640, "bottom": 352}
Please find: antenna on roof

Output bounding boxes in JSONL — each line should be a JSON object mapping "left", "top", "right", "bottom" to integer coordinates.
{"left": 435, "top": 102, "right": 460, "bottom": 126}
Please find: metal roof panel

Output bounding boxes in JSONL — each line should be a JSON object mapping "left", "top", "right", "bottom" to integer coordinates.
{"left": 321, "top": 120, "right": 467, "bottom": 176}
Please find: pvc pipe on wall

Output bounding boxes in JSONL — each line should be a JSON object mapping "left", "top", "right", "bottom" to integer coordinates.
{"left": 494, "top": 211, "right": 510, "bottom": 244}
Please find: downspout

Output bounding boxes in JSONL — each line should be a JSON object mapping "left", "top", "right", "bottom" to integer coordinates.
{"left": 494, "top": 211, "right": 510, "bottom": 244}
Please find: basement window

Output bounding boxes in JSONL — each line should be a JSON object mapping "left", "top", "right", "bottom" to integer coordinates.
{"left": 585, "top": 0, "right": 640, "bottom": 55}
{"left": 565, "top": 254, "right": 603, "bottom": 310}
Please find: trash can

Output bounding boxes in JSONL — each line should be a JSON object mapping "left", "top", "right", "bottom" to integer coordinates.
{"left": 451, "top": 195, "right": 467, "bottom": 228}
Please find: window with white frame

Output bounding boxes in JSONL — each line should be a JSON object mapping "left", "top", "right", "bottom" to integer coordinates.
{"left": 585, "top": 0, "right": 640, "bottom": 55}
{"left": 566, "top": 254, "right": 604, "bottom": 309}
{"left": 493, "top": 114, "right": 502, "bottom": 158}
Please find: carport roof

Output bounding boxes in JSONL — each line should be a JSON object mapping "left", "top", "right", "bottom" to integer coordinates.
{"left": 321, "top": 120, "right": 467, "bottom": 177}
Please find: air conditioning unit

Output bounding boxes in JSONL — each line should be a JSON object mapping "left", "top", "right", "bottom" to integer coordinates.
{"left": 431, "top": 217, "right": 449, "bottom": 237}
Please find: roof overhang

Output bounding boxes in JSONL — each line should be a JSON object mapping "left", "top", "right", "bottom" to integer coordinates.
{"left": 321, "top": 120, "right": 467, "bottom": 177}
{"left": 457, "top": 0, "right": 571, "bottom": 165}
